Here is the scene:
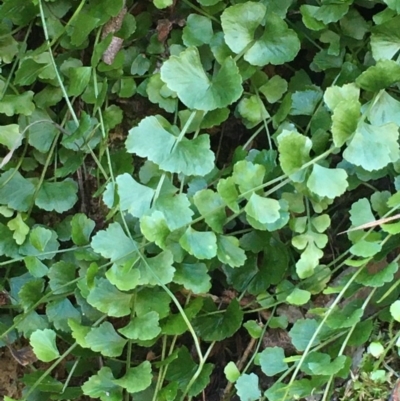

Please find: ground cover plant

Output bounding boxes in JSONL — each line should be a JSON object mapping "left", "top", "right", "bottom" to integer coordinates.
{"left": 1, "top": 0, "right": 400, "bottom": 400}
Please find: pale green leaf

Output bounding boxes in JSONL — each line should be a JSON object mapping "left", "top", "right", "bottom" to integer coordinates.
{"left": 91, "top": 222, "right": 137, "bottom": 263}
{"left": 245, "top": 194, "right": 281, "bottom": 224}
{"left": 278, "top": 130, "right": 312, "bottom": 182}
{"left": 259, "top": 347, "right": 288, "bottom": 376}
{"left": 286, "top": 288, "right": 311, "bottom": 306}
{"left": 343, "top": 122, "right": 400, "bottom": 171}
{"left": 126, "top": 115, "right": 215, "bottom": 176}
{"left": 217, "top": 235, "right": 247, "bottom": 268}
{"left": 160, "top": 47, "right": 243, "bottom": 111}
{"left": 235, "top": 373, "right": 261, "bottom": 401}
{"left": 224, "top": 361, "right": 240, "bottom": 383}
{"left": 82, "top": 367, "right": 122, "bottom": 401}
{"left": 356, "top": 60, "right": 400, "bottom": 91}
{"left": 390, "top": 300, "right": 400, "bottom": 322}
{"left": 8, "top": 213, "right": 29, "bottom": 245}
{"left": 30, "top": 328, "right": 60, "bottom": 362}
{"left": 117, "top": 173, "right": 155, "bottom": 218}
{"left": 307, "top": 165, "right": 348, "bottom": 199}
{"left": 193, "top": 189, "right": 226, "bottom": 233}
{"left": 370, "top": 16, "right": 400, "bottom": 60}
{"left": 232, "top": 160, "right": 265, "bottom": 196}
{"left": 87, "top": 278, "right": 132, "bottom": 317}
{"left": 85, "top": 322, "right": 127, "bottom": 357}
{"left": 179, "top": 227, "right": 217, "bottom": 260}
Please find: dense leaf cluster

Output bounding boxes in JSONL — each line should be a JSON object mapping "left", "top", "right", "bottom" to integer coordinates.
{"left": 1, "top": 0, "right": 400, "bottom": 400}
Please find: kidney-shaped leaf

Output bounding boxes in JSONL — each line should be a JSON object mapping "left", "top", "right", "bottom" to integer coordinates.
{"left": 126, "top": 115, "right": 215, "bottom": 176}
{"left": 160, "top": 47, "right": 243, "bottom": 111}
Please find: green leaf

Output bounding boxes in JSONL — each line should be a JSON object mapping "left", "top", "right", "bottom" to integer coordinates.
{"left": 20, "top": 226, "right": 59, "bottom": 259}
{"left": 314, "top": 3, "right": 350, "bottom": 24}
{"left": 216, "top": 177, "right": 240, "bottom": 213}
{"left": 165, "top": 346, "right": 213, "bottom": 396}
{"left": 160, "top": 47, "right": 243, "bottom": 111}
{"left": 82, "top": 367, "right": 123, "bottom": 401}
{"left": 221, "top": 4, "right": 300, "bottom": 66}
{"left": 0, "top": 169, "right": 35, "bottom": 212}
{"left": 173, "top": 262, "right": 211, "bottom": 293}
{"left": 8, "top": 213, "right": 30, "bottom": 245}
{"left": 71, "top": 213, "right": 95, "bottom": 246}
{"left": 35, "top": 179, "right": 78, "bottom": 213}
{"left": 0, "top": 124, "right": 23, "bottom": 150}
{"left": 350, "top": 240, "right": 382, "bottom": 257}
{"left": 30, "top": 328, "right": 60, "bottom": 362}
{"left": 293, "top": 230, "right": 327, "bottom": 278}
{"left": 48, "top": 261, "right": 76, "bottom": 294}
{"left": 117, "top": 173, "right": 155, "bottom": 218}
{"left": 68, "top": 320, "right": 91, "bottom": 348}
{"left": 370, "top": 16, "right": 400, "bottom": 61}
{"left": 153, "top": 193, "right": 194, "bottom": 230}
{"left": 24, "top": 256, "right": 48, "bottom": 278}
{"left": 300, "top": 5, "right": 326, "bottom": 31}
{"left": 327, "top": 301, "right": 363, "bottom": 330}
{"left": 390, "top": 300, "right": 400, "bottom": 322}
{"left": 119, "top": 312, "right": 161, "bottom": 341}
{"left": 349, "top": 198, "right": 375, "bottom": 227}
{"left": 154, "top": 0, "right": 173, "bottom": 8}
{"left": 46, "top": 299, "right": 80, "bottom": 332}
{"left": 224, "top": 361, "right": 240, "bottom": 383}
{"left": 68, "top": 66, "right": 92, "bottom": 97}
{"left": 232, "top": 160, "right": 265, "bottom": 196}
{"left": 136, "top": 287, "right": 171, "bottom": 319}
{"left": 259, "top": 76, "right": 288, "bottom": 103}
{"left": 305, "top": 353, "right": 347, "bottom": 376}
{"left": 162, "top": 298, "right": 203, "bottom": 336}
{"left": 146, "top": 73, "right": 176, "bottom": 113}
{"left": 259, "top": 347, "right": 288, "bottom": 376}
{"left": 238, "top": 95, "right": 269, "bottom": 126}
{"left": 193, "top": 298, "right": 243, "bottom": 341}
{"left": 87, "top": 278, "right": 132, "bottom": 317}
{"left": 235, "top": 373, "right": 261, "bottom": 401}
{"left": 179, "top": 227, "right": 217, "bottom": 260}
{"left": 286, "top": 288, "right": 311, "bottom": 306}
{"left": 106, "top": 259, "right": 140, "bottom": 291}
{"left": 343, "top": 122, "right": 399, "bottom": 171}
{"left": 86, "top": 322, "right": 127, "bottom": 357}
{"left": 182, "top": 14, "right": 213, "bottom": 46}
{"left": 136, "top": 251, "right": 176, "bottom": 286}
{"left": 126, "top": 115, "right": 215, "bottom": 176}
{"left": 278, "top": 130, "right": 312, "bottom": 182}
{"left": 140, "top": 211, "right": 170, "bottom": 248}
{"left": 367, "top": 91, "right": 400, "bottom": 126}
{"left": 243, "top": 320, "right": 263, "bottom": 339}
{"left": 18, "top": 278, "right": 44, "bottom": 310}
{"left": 245, "top": 194, "right": 281, "bottom": 224}
{"left": 290, "top": 88, "right": 322, "bottom": 116}
{"left": 217, "top": 235, "right": 247, "bottom": 268}
{"left": 113, "top": 362, "right": 152, "bottom": 394}
{"left": 331, "top": 99, "right": 361, "bottom": 147}
{"left": 193, "top": 189, "right": 226, "bottom": 233}
{"left": 307, "top": 165, "right": 348, "bottom": 199}
{"left": 0, "top": 91, "right": 35, "bottom": 116}
{"left": 91, "top": 222, "right": 137, "bottom": 263}
{"left": 356, "top": 262, "right": 398, "bottom": 287}
{"left": 289, "top": 319, "right": 320, "bottom": 351}
{"left": 356, "top": 60, "right": 400, "bottom": 91}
